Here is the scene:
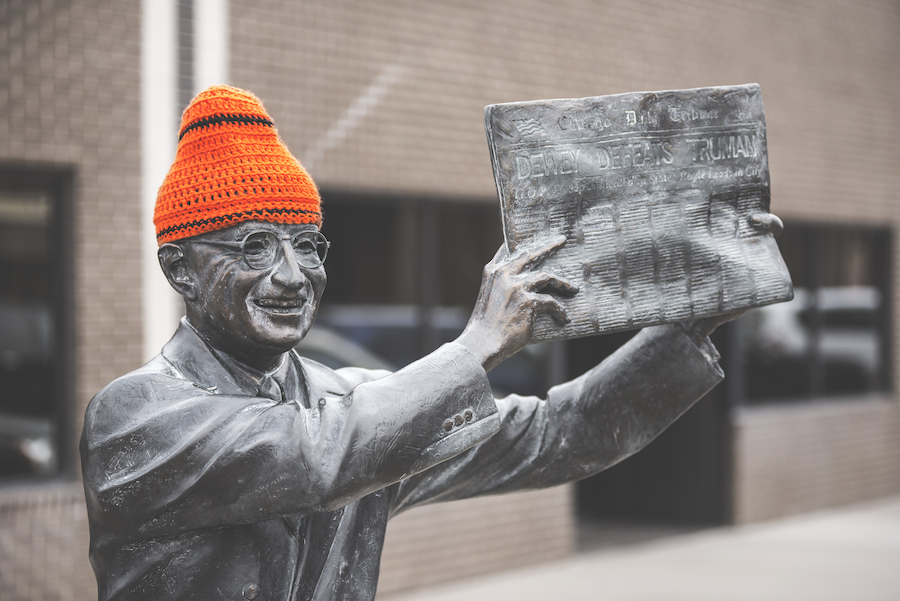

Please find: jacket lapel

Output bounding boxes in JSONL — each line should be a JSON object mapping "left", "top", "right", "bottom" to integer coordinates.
{"left": 160, "top": 319, "right": 248, "bottom": 396}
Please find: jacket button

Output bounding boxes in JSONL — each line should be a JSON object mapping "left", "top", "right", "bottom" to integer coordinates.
{"left": 243, "top": 584, "right": 259, "bottom": 599}
{"left": 453, "top": 414, "right": 464, "bottom": 426}
{"left": 443, "top": 419, "right": 453, "bottom": 431}
{"left": 464, "top": 409, "right": 473, "bottom": 422}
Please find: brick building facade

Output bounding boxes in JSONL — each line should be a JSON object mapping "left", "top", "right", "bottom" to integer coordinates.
{"left": 1, "top": 1, "right": 898, "bottom": 599}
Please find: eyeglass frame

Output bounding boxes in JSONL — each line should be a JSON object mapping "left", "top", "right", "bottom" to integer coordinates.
{"left": 186, "top": 230, "right": 331, "bottom": 270}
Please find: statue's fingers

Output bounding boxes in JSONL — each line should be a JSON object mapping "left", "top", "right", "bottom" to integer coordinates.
{"left": 525, "top": 271, "right": 579, "bottom": 297}
{"left": 511, "top": 235, "right": 568, "bottom": 272}
{"left": 530, "top": 294, "right": 570, "bottom": 325}
{"left": 749, "top": 212, "right": 784, "bottom": 238}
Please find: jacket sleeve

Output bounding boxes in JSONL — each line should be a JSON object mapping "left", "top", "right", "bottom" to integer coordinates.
{"left": 389, "top": 324, "right": 724, "bottom": 514}
{"left": 81, "top": 342, "right": 497, "bottom": 540}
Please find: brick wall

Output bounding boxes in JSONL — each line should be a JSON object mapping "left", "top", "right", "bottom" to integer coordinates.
{"left": 377, "top": 486, "right": 574, "bottom": 596}
{"left": 229, "top": 0, "right": 900, "bottom": 220}
{"left": 0, "top": 0, "right": 141, "bottom": 599}
{"left": 0, "top": 485, "right": 94, "bottom": 601}
{"left": 733, "top": 398, "right": 900, "bottom": 523}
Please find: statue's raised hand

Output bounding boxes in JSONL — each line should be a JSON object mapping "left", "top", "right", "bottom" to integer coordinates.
{"left": 688, "top": 211, "right": 786, "bottom": 339}
{"left": 457, "top": 236, "right": 578, "bottom": 372}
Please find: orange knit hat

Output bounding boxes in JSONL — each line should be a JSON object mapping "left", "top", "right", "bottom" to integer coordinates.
{"left": 154, "top": 85, "right": 321, "bottom": 245}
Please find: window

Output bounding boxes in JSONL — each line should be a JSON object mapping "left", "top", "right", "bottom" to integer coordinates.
{"left": 320, "top": 195, "right": 499, "bottom": 309}
{"left": 301, "top": 192, "right": 558, "bottom": 397}
{"left": 734, "top": 223, "right": 891, "bottom": 403}
{"left": 0, "top": 166, "right": 72, "bottom": 479}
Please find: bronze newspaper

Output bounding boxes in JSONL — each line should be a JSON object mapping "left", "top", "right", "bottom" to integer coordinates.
{"left": 484, "top": 84, "right": 793, "bottom": 342}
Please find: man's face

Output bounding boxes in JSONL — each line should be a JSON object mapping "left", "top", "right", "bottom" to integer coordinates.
{"left": 179, "top": 221, "right": 327, "bottom": 368}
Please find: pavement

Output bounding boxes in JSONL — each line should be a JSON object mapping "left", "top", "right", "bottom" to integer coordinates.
{"left": 383, "top": 495, "right": 900, "bottom": 601}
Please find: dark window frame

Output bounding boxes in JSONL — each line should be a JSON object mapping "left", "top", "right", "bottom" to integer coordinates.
{"left": 0, "top": 162, "right": 76, "bottom": 483}
{"left": 725, "top": 221, "right": 893, "bottom": 406}
{"left": 308, "top": 188, "right": 567, "bottom": 395}
{"left": 317, "top": 188, "right": 507, "bottom": 353}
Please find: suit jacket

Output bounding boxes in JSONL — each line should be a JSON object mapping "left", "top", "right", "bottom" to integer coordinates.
{"left": 81, "top": 319, "right": 722, "bottom": 601}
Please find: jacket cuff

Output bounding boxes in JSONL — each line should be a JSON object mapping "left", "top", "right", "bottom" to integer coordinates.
{"left": 676, "top": 321, "right": 722, "bottom": 366}
{"left": 662, "top": 323, "right": 724, "bottom": 379}
{"left": 401, "top": 342, "right": 499, "bottom": 477}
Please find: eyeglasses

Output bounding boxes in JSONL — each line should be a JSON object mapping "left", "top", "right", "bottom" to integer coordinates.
{"left": 192, "top": 230, "right": 331, "bottom": 269}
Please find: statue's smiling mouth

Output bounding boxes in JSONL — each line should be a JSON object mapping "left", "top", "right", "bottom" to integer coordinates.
{"left": 254, "top": 297, "right": 305, "bottom": 313}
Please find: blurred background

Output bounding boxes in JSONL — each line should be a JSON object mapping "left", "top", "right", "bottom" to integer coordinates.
{"left": 0, "top": 1, "right": 898, "bottom": 599}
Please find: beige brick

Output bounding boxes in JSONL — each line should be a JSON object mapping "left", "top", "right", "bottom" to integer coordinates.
{"left": 732, "top": 398, "right": 900, "bottom": 523}
{"left": 377, "top": 486, "right": 574, "bottom": 595}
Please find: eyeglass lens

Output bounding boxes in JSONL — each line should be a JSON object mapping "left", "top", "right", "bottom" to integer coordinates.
{"left": 243, "top": 231, "right": 329, "bottom": 269}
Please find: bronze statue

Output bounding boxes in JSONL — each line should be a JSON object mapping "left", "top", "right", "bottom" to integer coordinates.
{"left": 81, "top": 86, "right": 779, "bottom": 601}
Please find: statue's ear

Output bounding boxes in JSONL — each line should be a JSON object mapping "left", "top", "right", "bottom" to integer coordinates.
{"left": 158, "top": 243, "right": 198, "bottom": 301}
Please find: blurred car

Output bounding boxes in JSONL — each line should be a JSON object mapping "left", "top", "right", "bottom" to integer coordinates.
{"left": 305, "top": 305, "right": 553, "bottom": 397}
{"left": 0, "top": 302, "right": 57, "bottom": 476}
{"left": 0, "top": 413, "right": 56, "bottom": 475}
{"left": 294, "top": 325, "right": 395, "bottom": 371}
{"left": 742, "top": 286, "right": 882, "bottom": 398}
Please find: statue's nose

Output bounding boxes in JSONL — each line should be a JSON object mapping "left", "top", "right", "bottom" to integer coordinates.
{"left": 272, "top": 239, "right": 307, "bottom": 289}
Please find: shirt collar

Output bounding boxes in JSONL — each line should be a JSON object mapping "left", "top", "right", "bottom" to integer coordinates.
{"left": 208, "top": 342, "right": 288, "bottom": 398}
{"left": 162, "top": 318, "right": 308, "bottom": 405}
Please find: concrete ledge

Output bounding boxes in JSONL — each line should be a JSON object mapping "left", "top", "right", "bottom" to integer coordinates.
{"left": 382, "top": 496, "right": 900, "bottom": 601}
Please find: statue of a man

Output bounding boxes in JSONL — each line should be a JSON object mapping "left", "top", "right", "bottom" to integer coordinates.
{"left": 81, "top": 86, "right": 764, "bottom": 601}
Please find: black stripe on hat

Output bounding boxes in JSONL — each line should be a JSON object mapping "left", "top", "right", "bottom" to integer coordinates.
{"left": 157, "top": 207, "right": 321, "bottom": 241}
{"left": 179, "top": 113, "right": 275, "bottom": 141}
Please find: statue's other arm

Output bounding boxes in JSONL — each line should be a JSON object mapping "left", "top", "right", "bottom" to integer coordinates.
{"left": 391, "top": 322, "right": 723, "bottom": 513}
